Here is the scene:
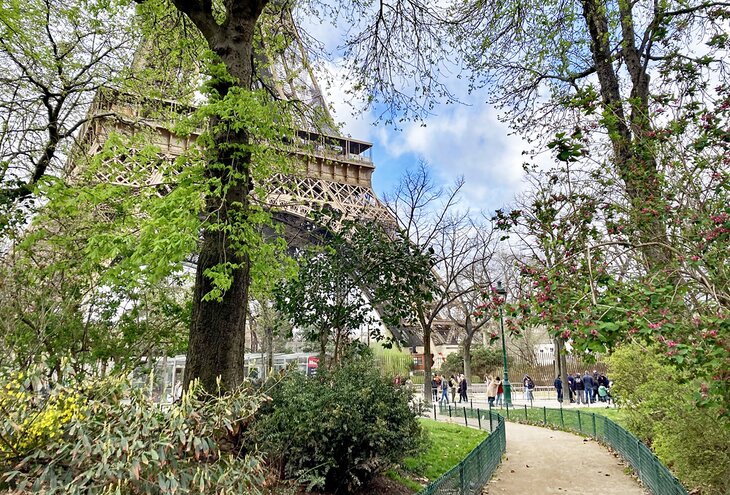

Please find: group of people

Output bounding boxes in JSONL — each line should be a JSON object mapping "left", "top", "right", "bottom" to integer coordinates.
{"left": 557, "top": 370, "right": 611, "bottom": 404}
{"left": 431, "top": 374, "right": 470, "bottom": 403}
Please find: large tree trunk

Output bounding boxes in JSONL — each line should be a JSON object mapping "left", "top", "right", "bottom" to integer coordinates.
{"left": 463, "top": 329, "right": 474, "bottom": 384}
{"left": 580, "top": 0, "right": 673, "bottom": 271}
{"left": 419, "top": 306, "right": 433, "bottom": 406}
{"left": 177, "top": 1, "right": 268, "bottom": 392}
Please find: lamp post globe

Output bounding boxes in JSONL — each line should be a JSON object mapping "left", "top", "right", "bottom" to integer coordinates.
{"left": 496, "top": 281, "right": 512, "bottom": 407}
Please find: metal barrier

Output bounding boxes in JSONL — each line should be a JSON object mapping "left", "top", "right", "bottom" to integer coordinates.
{"left": 501, "top": 404, "right": 687, "bottom": 495}
{"left": 417, "top": 404, "right": 506, "bottom": 495}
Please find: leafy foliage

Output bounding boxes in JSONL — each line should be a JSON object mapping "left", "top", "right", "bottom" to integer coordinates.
{"left": 250, "top": 353, "right": 425, "bottom": 493}
{"left": 607, "top": 344, "right": 730, "bottom": 495}
{"left": 440, "top": 346, "right": 505, "bottom": 379}
{"left": 275, "top": 211, "right": 437, "bottom": 366}
{"left": 0, "top": 367, "right": 267, "bottom": 494}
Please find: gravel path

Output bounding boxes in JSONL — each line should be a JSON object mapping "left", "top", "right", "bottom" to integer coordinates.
{"left": 483, "top": 421, "right": 648, "bottom": 495}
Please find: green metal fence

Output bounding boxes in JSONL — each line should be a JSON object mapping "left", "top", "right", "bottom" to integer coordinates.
{"left": 500, "top": 404, "right": 687, "bottom": 495}
{"left": 417, "top": 405, "right": 505, "bottom": 495}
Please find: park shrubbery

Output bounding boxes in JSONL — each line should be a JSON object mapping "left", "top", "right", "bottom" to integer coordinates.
{"left": 0, "top": 370, "right": 266, "bottom": 494}
{"left": 251, "top": 354, "right": 426, "bottom": 493}
{"left": 608, "top": 344, "right": 730, "bottom": 495}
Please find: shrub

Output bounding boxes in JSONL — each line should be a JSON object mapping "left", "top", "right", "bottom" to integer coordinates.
{"left": 1, "top": 369, "right": 267, "bottom": 494}
{"left": 608, "top": 344, "right": 730, "bottom": 495}
{"left": 252, "top": 354, "right": 426, "bottom": 493}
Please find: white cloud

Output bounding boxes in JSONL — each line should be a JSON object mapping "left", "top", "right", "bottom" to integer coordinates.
{"left": 374, "top": 104, "right": 531, "bottom": 213}
{"left": 313, "top": 56, "right": 532, "bottom": 215}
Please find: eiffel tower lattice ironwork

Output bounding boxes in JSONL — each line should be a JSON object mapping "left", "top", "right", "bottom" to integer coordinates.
{"left": 72, "top": 7, "right": 391, "bottom": 227}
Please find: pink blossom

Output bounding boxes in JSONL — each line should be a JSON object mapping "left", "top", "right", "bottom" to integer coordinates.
{"left": 667, "top": 340, "right": 678, "bottom": 347}
{"left": 648, "top": 322, "right": 662, "bottom": 330}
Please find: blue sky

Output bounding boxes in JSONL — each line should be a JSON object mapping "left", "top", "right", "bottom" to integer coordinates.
{"left": 300, "top": 15, "right": 533, "bottom": 217}
{"left": 322, "top": 68, "right": 530, "bottom": 217}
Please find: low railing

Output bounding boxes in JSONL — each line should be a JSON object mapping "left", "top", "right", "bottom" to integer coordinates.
{"left": 499, "top": 404, "right": 688, "bottom": 495}
{"left": 417, "top": 405, "right": 505, "bottom": 495}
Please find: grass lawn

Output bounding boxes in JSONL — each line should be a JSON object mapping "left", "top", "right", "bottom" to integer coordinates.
{"left": 387, "top": 418, "right": 488, "bottom": 491}
{"left": 505, "top": 404, "right": 629, "bottom": 434}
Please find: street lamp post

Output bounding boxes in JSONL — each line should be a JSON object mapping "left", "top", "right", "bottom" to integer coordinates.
{"left": 496, "top": 282, "right": 512, "bottom": 406}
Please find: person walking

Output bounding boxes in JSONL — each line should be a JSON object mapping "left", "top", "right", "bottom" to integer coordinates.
{"left": 554, "top": 375, "right": 563, "bottom": 403}
{"left": 582, "top": 371, "right": 594, "bottom": 404}
{"left": 523, "top": 374, "right": 535, "bottom": 402}
{"left": 441, "top": 375, "right": 450, "bottom": 403}
{"left": 449, "top": 375, "right": 457, "bottom": 403}
{"left": 495, "top": 377, "right": 504, "bottom": 407}
{"left": 458, "top": 374, "right": 468, "bottom": 403}
{"left": 574, "top": 373, "right": 584, "bottom": 404}
{"left": 486, "top": 375, "right": 498, "bottom": 407}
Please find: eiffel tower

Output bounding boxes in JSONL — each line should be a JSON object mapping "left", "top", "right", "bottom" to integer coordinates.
{"left": 71, "top": 16, "right": 460, "bottom": 366}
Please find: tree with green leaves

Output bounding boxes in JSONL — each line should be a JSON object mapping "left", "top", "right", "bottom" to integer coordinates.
{"left": 0, "top": 0, "right": 140, "bottom": 227}
{"left": 275, "top": 210, "right": 437, "bottom": 369}
{"left": 459, "top": 0, "right": 730, "bottom": 414}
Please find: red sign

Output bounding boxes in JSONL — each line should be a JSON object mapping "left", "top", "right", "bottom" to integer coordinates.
{"left": 307, "top": 356, "right": 319, "bottom": 376}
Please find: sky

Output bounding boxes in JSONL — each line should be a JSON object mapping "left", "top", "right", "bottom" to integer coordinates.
{"left": 300, "top": 15, "right": 533, "bottom": 218}
{"left": 319, "top": 66, "right": 530, "bottom": 218}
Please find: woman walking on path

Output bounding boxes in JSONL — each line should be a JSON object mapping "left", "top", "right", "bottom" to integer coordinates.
{"left": 495, "top": 377, "right": 504, "bottom": 407}
{"left": 458, "top": 374, "right": 468, "bottom": 403}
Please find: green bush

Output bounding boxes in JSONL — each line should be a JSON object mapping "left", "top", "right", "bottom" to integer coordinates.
{"left": 608, "top": 344, "right": 730, "bottom": 495}
{"left": 252, "top": 354, "right": 425, "bottom": 493}
{"left": 440, "top": 347, "right": 504, "bottom": 379}
{"left": 1, "top": 370, "right": 266, "bottom": 494}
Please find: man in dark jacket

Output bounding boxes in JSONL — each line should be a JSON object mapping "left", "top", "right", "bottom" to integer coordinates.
{"left": 574, "top": 373, "right": 584, "bottom": 404}
{"left": 554, "top": 376, "right": 563, "bottom": 402}
{"left": 582, "top": 371, "right": 594, "bottom": 403}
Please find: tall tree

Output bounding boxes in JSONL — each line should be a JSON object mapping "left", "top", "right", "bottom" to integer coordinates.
{"left": 386, "top": 162, "right": 469, "bottom": 404}
{"left": 455, "top": 0, "right": 729, "bottom": 272}
{"left": 0, "top": 0, "right": 138, "bottom": 224}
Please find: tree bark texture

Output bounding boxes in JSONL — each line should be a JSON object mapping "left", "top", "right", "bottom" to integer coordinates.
{"left": 579, "top": 0, "right": 674, "bottom": 271}
{"left": 463, "top": 329, "right": 473, "bottom": 384}
{"left": 176, "top": 0, "right": 269, "bottom": 392}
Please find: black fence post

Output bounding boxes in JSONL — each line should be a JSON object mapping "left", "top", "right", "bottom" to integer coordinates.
{"left": 448, "top": 404, "right": 452, "bottom": 419}
{"left": 433, "top": 403, "right": 437, "bottom": 420}
{"left": 592, "top": 413, "right": 597, "bottom": 438}
{"left": 577, "top": 410, "right": 582, "bottom": 433}
{"left": 463, "top": 406, "right": 468, "bottom": 426}
{"left": 470, "top": 399, "right": 473, "bottom": 410}
{"left": 560, "top": 406, "right": 564, "bottom": 428}
{"left": 477, "top": 409, "right": 482, "bottom": 429}
{"left": 543, "top": 406, "right": 547, "bottom": 425}
{"left": 489, "top": 407, "right": 493, "bottom": 431}
{"left": 524, "top": 404, "right": 528, "bottom": 421}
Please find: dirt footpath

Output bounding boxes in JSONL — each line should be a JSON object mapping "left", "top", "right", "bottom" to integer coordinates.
{"left": 483, "top": 422, "right": 647, "bottom": 495}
